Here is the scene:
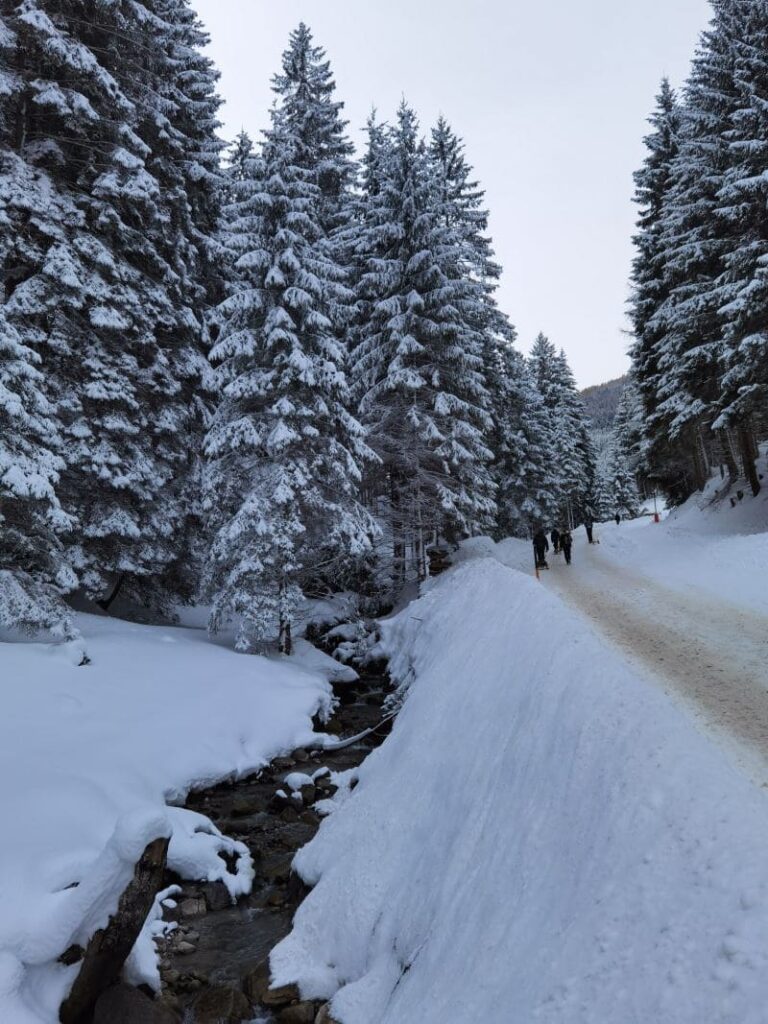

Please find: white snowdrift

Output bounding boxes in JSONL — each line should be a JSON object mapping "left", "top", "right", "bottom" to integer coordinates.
{"left": 594, "top": 448, "right": 768, "bottom": 615}
{"left": 0, "top": 611, "right": 333, "bottom": 1023}
{"left": 272, "top": 557, "right": 768, "bottom": 1024}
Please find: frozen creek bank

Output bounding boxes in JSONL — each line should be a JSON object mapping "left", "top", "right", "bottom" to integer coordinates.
{"left": 0, "top": 612, "right": 349, "bottom": 1024}
{"left": 149, "top": 673, "right": 391, "bottom": 1024}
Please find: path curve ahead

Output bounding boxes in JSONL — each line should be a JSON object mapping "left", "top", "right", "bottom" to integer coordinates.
{"left": 545, "top": 535, "right": 768, "bottom": 781}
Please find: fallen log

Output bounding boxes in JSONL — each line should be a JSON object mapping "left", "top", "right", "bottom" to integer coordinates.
{"left": 59, "top": 835, "right": 170, "bottom": 1024}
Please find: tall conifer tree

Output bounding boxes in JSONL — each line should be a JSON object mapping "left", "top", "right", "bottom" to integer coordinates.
{"left": 350, "top": 103, "right": 497, "bottom": 582}
{"left": 0, "top": 0, "right": 223, "bottom": 614}
{"left": 490, "top": 343, "right": 558, "bottom": 537}
{"left": 711, "top": 0, "right": 768, "bottom": 493}
{"left": 204, "top": 94, "right": 374, "bottom": 653}
{"left": 629, "top": 78, "right": 682, "bottom": 488}
{"left": 644, "top": 6, "right": 743, "bottom": 496}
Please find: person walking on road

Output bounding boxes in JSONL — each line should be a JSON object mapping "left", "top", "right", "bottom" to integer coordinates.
{"left": 550, "top": 528, "right": 560, "bottom": 554}
{"left": 560, "top": 529, "right": 573, "bottom": 565}
{"left": 533, "top": 528, "right": 549, "bottom": 569}
{"left": 584, "top": 516, "right": 594, "bottom": 544}
{"left": 614, "top": 512, "right": 621, "bottom": 526}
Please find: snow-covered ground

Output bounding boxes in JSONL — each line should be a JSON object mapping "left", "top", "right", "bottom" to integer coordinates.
{"left": 271, "top": 546, "right": 768, "bottom": 1023}
{"left": 593, "top": 463, "right": 768, "bottom": 616}
{"left": 543, "top": 468, "right": 768, "bottom": 782}
{"left": 0, "top": 612, "right": 336, "bottom": 1023}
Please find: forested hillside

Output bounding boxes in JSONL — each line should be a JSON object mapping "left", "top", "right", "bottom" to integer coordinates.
{"left": 580, "top": 375, "right": 627, "bottom": 430}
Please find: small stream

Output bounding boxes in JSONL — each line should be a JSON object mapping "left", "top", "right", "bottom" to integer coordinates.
{"left": 156, "top": 673, "right": 391, "bottom": 1023}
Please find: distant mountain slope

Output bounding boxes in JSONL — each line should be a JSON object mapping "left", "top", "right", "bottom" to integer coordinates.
{"left": 580, "top": 374, "right": 627, "bottom": 429}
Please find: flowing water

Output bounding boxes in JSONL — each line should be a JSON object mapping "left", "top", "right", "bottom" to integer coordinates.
{"left": 158, "top": 674, "right": 391, "bottom": 1022}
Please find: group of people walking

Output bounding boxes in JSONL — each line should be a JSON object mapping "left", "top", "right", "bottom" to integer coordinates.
{"left": 532, "top": 511, "right": 615, "bottom": 570}
{"left": 532, "top": 525, "right": 573, "bottom": 569}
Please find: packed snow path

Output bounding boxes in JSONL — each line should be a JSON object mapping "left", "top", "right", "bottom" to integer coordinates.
{"left": 546, "top": 530, "right": 768, "bottom": 780}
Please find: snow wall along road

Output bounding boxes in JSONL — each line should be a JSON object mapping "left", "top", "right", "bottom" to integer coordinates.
{"left": 271, "top": 556, "right": 768, "bottom": 1024}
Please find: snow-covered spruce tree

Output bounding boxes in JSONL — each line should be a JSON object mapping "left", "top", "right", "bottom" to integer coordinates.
{"left": 628, "top": 78, "right": 682, "bottom": 489}
{"left": 710, "top": 0, "right": 768, "bottom": 495}
{"left": 0, "top": 1, "right": 223, "bottom": 614}
{"left": 269, "top": 22, "right": 376, "bottom": 587}
{"left": 490, "top": 343, "right": 559, "bottom": 538}
{"left": 225, "top": 130, "right": 256, "bottom": 190}
{"left": 128, "top": 0, "right": 225, "bottom": 607}
{"left": 526, "top": 333, "right": 565, "bottom": 515}
{"left": 528, "top": 339, "right": 596, "bottom": 528}
{"left": 429, "top": 116, "right": 524, "bottom": 541}
{"left": 429, "top": 116, "right": 512, "bottom": 340}
{"left": 599, "top": 380, "right": 644, "bottom": 520}
{"left": 0, "top": 17, "right": 76, "bottom": 636}
{"left": 271, "top": 22, "right": 357, "bottom": 237}
{"left": 642, "top": 5, "right": 744, "bottom": 499}
{"left": 552, "top": 350, "right": 598, "bottom": 527}
{"left": 0, "top": 308, "right": 77, "bottom": 637}
{"left": 204, "top": 109, "right": 375, "bottom": 654}
{"left": 0, "top": 0, "right": 162, "bottom": 610}
{"left": 350, "top": 103, "right": 496, "bottom": 585}
{"left": 599, "top": 436, "right": 642, "bottom": 521}
{"left": 153, "top": 0, "right": 224, "bottom": 276}
{"left": 612, "top": 378, "right": 646, "bottom": 484}
{"left": 528, "top": 332, "right": 561, "bottom": 408}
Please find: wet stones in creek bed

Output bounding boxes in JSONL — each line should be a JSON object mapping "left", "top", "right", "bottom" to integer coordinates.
{"left": 261, "top": 850, "right": 294, "bottom": 883}
{"left": 277, "top": 1001, "right": 317, "bottom": 1023}
{"left": 201, "top": 880, "right": 233, "bottom": 912}
{"left": 178, "top": 894, "right": 206, "bottom": 918}
{"left": 243, "top": 961, "right": 270, "bottom": 1002}
{"left": 191, "top": 983, "right": 252, "bottom": 1022}
{"left": 260, "top": 981, "right": 302, "bottom": 1008}
{"left": 158, "top": 672, "right": 389, "bottom": 1019}
{"left": 94, "top": 983, "right": 180, "bottom": 1024}
{"left": 231, "top": 794, "right": 268, "bottom": 817}
{"left": 315, "top": 1005, "right": 342, "bottom": 1024}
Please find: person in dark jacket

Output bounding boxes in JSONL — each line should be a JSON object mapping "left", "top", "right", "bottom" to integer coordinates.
{"left": 533, "top": 528, "right": 549, "bottom": 568}
{"left": 560, "top": 529, "right": 573, "bottom": 565}
{"left": 550, "top": 527, "right": 560, "bottom": 554}
{"left": 614, "top": 512, "right": 621, "bottom": 526}
{"left": 584, "top": 517, "right": 594, "bottom": 544}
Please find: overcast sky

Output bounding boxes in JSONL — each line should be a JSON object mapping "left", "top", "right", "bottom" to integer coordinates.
{"left": 195, "top": 0, "right": 712, "bottom": 388}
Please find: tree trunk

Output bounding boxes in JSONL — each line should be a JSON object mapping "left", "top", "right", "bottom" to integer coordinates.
{"left": 721, "top": 428, "right": 739, "bottom": 480}
{"left": 278, "top": 579, "right": 292, "bottom": 655}
{"left": 59, "top": 835, "right": 169, "bottom": 1024}
{"left": 414, "top": 486, "right": 427, "bottom": 583}
{"left": 690, "top": 428, "right": 707, "bottom": 492}
{"left": 390, "top": 474, "right": 405, "bottom": 593}
{"left": 696, "top": 423, "right": 711, "bottom": 484}
{"left": 97, "top": 573, "right": 125, "bottom": 613}
{"left": 279, "top": 617, "right": 292, "bottom": 656}
{"left": 738, "top": 421, "right": 761, "bottom": 497}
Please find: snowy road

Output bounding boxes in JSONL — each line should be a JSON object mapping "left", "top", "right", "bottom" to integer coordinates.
{"left": 546, "top": 534, "right": 768, "bottom": 781}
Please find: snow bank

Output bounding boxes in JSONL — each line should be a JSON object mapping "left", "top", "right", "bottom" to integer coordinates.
{"left": 594, "top": 450, "right": 768, "bottom": 614}
{"left": 0, "top": 612, "right": 332, "bottom": 1023}
{"left": 454, "top": 533, "right": 532, "bottom": 573}
{"left": 271, "top": 557, "right": 768, "bottom": 1023}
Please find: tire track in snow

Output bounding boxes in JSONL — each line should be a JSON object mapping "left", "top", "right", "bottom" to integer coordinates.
{"left": 546, "top": 540, "right": 768, "bottom": 780}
